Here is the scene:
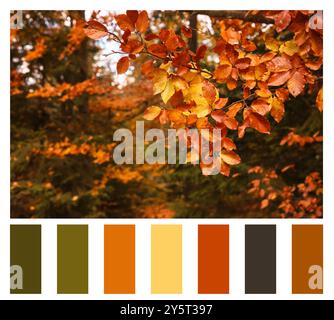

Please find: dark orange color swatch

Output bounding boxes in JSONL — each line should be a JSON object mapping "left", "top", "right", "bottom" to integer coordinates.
{"left": 104, "top": 225, "right": 135, "bottom": 294}
{"left": 292, "top": 225, "right": 323, "bottom": 294}
{"left": 198, "top": 225, "right": 229, "bottom": 294}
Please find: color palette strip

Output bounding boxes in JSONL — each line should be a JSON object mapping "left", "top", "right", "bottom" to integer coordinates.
{"left": 9, "top": 224, "right": 324, "bottom": 295}
{"left": 57, "top": 225, "right": 88, "bottom": 294}
{"left": 151, "top": 224, "right": 182, "bottom": 294}
{"left": 245, "top": 225, "right": 276, "bottom": 294}
{"left": 104, "top": 225, "right": 135, "bottom": 294}
{"left": 198, "top": 225, "right": 229, "bottom": 294}
{"left": 10, "top": 225, "right": 41, "bottom": 294}
{"left": 292, "top": 225, "right": 323, "bottom": 294}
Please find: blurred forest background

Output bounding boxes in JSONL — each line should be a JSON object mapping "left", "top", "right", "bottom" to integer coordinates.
{"left": 10, "top": 10, "right": 322, "bottom": 218}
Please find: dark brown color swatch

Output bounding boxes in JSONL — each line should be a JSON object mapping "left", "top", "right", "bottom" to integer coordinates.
{"left": 245, "top": 225, "right": 276, "bottom": 294}
{"left": 10, "top": 225, "right": 41, "bottom": 294}
{"left": 198, "top": 225, "right": 229, "bottom": 293}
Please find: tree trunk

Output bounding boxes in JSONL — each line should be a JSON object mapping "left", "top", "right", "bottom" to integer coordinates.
{"left": 188, "top": 13, "right": 198, "bottom": 53}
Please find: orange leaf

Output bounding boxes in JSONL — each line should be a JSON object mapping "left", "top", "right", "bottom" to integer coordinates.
{"left": 251, "top": 98, "right": 271, "bottom": 116}
{"left": 159, "top": 109, "right": 169, "bottom": 124}
{"left": 187, "top": 114, "right": 198, "bottom": 126}
{"left": 270, "top": 96, "right": 285, "bottom": 123}
{"left": 214, "top": 65, "right": 232, "bottom": 82}
{"left": 159, "top": 29, "right": 170, "bottom": 42}
{"left": 222, "top": 27, "right": 240, "bottom": 45}
{"left": 141, "top": 60, "right": 154, "bottom": 76}
{"left": 145, "top": 33, "right": 159, "bottom": 41}
{"left": 211, "top": 110, "right": 224, "bottom": 123}
{"left": 266, "top": 56, "right": 292, "bottom": 72}
{"left": 275, "top": 88, "right": 289, "bottom": 102}
{"left": 238, "top": 118, "right": 250, "bottom": 138}
{"left": 212, "top": 110, "right": 238, "bottom": 130}
{"left": 274, "top": 10, "right": 291, "bottom": 33}
{"left": 248, "top": 111, "right": 271, "bottom": 134}
{"left": 196, "top": 117, "right": 209, "bottom": 129}
{"left": 129, "top": 53, "right": 136, "bottom": 60}
{"left": 202, "top": 80, "right": 218, "bottom": 104}
{"left": 122, "top": 29, "right": 131, "bottom": 42}
{"left": 181, "top": 25, "right": 192, "bottom": 38}
{"left": 121, "top": 39, "right": 144, "bottom": 54}
{"left": 260, "top": 199, "right": 269, "bottom": 209}
{"left": 84, "top": 20, "right": 109, "bottom": 40}
{"left": 287, "top": 70, "right": 305, "bottom": 97}
{"left": 226, "top": 102, "right": 243, "bottom": 118}
{"left": 220, "top": 162, "right": 231, "bottom": 176}
{"left": 260, "top": 52, "right": 277, "bottom": 64}
{"left": 235, "top": 57, "right": 251, "bottom": 70}
{"left": 196, "top": 45, "right": 207, "bottom": 60}
{"left": 316, "top": 87, "right": 323, "bottom": 112}
{"left": 136, "top": 11, "right": 149, "bottom": 33}
{"left": 168, "top": 110, "right": 186, "bottom": 125}
{"left": 268, "top": 71, "right": 291, "bottom": 86}
{"left": 221, "top": 150, "right": 241, "bottom": 165}
{"left": 255, "top": 81, "right": 272, "bottom": 98}
{"left": 147, "top": 44, "right": 167, "bottom": 58}
{"left": 222, "top": 114, "right": 238, "bottom": 130}
{"left": 126, "top": 10, "right": 138, "bottom": 25}
{"left": 214, "top": 98, "right": 228, "bottom": 109}
{"left": 116, "top": 56, "right": 130, "bottom": 74}
{"left": 309, "top": 31, "right": 323, "bottom": 56}
{"left": 226, "top": 79, "right": 238, "bottom": 90}
{"left": 222, "top": 137, "right": 236, "bottom": 150}
{"left": 165, "top": 33, "right": 184, "bottom": 51}
{"left": 115, "top": 14, "right": 135, "bottom": 31}
{"left": 143, "top": 106, "right": 161, "bottom": 120}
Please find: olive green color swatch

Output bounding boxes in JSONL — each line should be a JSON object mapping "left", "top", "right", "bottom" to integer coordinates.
{"left": 57, "top": 225, "right": 88, "bottom": 294}
{"left": 10, "top": 225, "right": 41, "bottom": 294}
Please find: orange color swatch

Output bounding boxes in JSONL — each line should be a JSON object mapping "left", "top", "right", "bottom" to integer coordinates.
{"left": 104, "top": 225, "right": 135, "bottom": 294}
{"left": 198, "top": 225, "right": 229, "bottom": 293}
{"left": 292, "top": 225, "right": 323, "bottom": 294}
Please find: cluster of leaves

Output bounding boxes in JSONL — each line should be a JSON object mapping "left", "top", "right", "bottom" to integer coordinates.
{"left": 26, "top": 78, "right": 110, "bottom": 102}
{"left": 248, "top": 166, "right": 322, "bottom": 218}
{"left": 11, "top": 10, "right": 323, "bottom": 218}
{"left": 280, "top": 130, "right": 322, "bottom": 147}
{"left": 84, "top": 10, "right": 323, "bottom": 176}
{"left": 32, "top": 137, "right": 115, "bottom": 164}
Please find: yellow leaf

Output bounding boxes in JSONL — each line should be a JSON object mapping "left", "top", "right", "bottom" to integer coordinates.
{"left": 279, "top": 40, "right": 299, "bottom": 56}
{"left": 172, "top": 76, "right": 188, "bottom": 91}
{"left": 265, "top": 37, "right": 280, "bottom": 52}
{"left": 160, "top": 61, "right": 172, "bottom": 71}
{"left": 270, "top": 97, "right": 285, "bottom": 122}
{"left": 151, "top": 69, "right": 168, "bottom": 95}
{"left": 161, "top": 79, "right": 175, "bottom": 104}
{"left": 143, "top": 106, "right": 161, "bottom": 120}
{"left": 201, "top": 69, "right": 212, "bottom": 79}
{"left": 190, "top": 103, "right": 211, "bottom": 118}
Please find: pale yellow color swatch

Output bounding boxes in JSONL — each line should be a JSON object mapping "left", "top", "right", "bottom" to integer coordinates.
{"left": 151, "top": 224, "right": 182, "bottom": 294}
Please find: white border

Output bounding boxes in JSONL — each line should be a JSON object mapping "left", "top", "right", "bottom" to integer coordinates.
{"left": 1, "top": 0, "right": 332, "bottom": 300}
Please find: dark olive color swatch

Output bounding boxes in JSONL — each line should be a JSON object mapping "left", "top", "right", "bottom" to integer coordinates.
{"left": 10, "top": 225, "right": 41, "bottom": 294}
{"left": 245, "top": 225, "right": 276, "bottom": 294}
{"left": 57, "top": 225, "right": 88, "bottom": 294}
